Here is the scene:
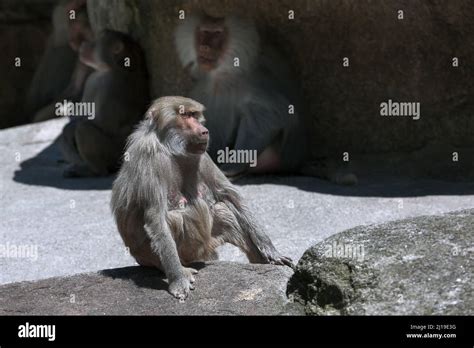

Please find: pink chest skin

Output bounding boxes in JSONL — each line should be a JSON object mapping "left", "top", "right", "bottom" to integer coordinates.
{"left": 168, "top": 184, "right": 210, "bottom": 209}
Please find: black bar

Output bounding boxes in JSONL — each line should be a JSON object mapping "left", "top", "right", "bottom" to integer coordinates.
{"left": 0, "top": 315, "right": 472, "bottom": 345}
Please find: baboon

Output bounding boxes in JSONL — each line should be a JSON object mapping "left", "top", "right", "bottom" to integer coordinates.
{"left": 111, "top": 96, "right": 293, "bottom": 300}
{"left": 175, "top": 14, "right": 357, "bottom": 185}
{"left": 175, "top": 14, "right": 308, "bottom": 178}
{"left": 58, "top": 30, "right": 149, "bottom": 177}
{"left": 27, "top": 0, "right": 93, "bottom": 123}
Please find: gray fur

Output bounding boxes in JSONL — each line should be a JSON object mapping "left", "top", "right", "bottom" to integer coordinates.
{"left": 111, "top": 96, "right": 293, "bottom": 300}
{"left": 58, "top": 30, "right": 149, "bottom": 177}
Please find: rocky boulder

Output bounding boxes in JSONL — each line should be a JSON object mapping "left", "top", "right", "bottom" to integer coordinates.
{"left": 288, "top": 209, "right": 474, "bottom": 315}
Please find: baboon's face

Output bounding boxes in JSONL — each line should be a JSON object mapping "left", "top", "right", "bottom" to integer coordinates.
{"left": 195, "top": 17, "right": 228, "bottom": 71}
{"left": 176, "top": 109, "right": 209, "bottom": 155}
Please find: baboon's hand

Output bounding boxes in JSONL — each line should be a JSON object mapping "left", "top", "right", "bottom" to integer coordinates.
{"left": 268, "top": 253, "right": 295, "bottom": 269}
{"left": 261, "top": 247, "right": 295, "bottom": 269}
{"left": 183, "top": 267, "right": 198, "bottom": 283}
{"left": 168, "top": 267, "right": 198, "bottom": 301}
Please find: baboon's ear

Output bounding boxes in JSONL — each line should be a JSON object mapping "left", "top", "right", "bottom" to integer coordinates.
{"left": 145, "top": 104, "right": 167, "bottom": 132}
{"left": 145, "top": 106, "right": 158, "bottom": 123}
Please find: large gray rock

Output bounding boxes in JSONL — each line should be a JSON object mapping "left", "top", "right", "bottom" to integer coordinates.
{"left": 288, "top": 210, "right": 474, "bottom": 315}
{"left": 0, "top": 262, "right": 301, "bottom": 315}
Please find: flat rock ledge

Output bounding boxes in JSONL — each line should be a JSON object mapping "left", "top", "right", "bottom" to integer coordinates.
{"left": 0, "top": 262, "right": 301, "bottom": 315}
{"left": 287, "top": 210, "right": 474, "bottom": 315}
